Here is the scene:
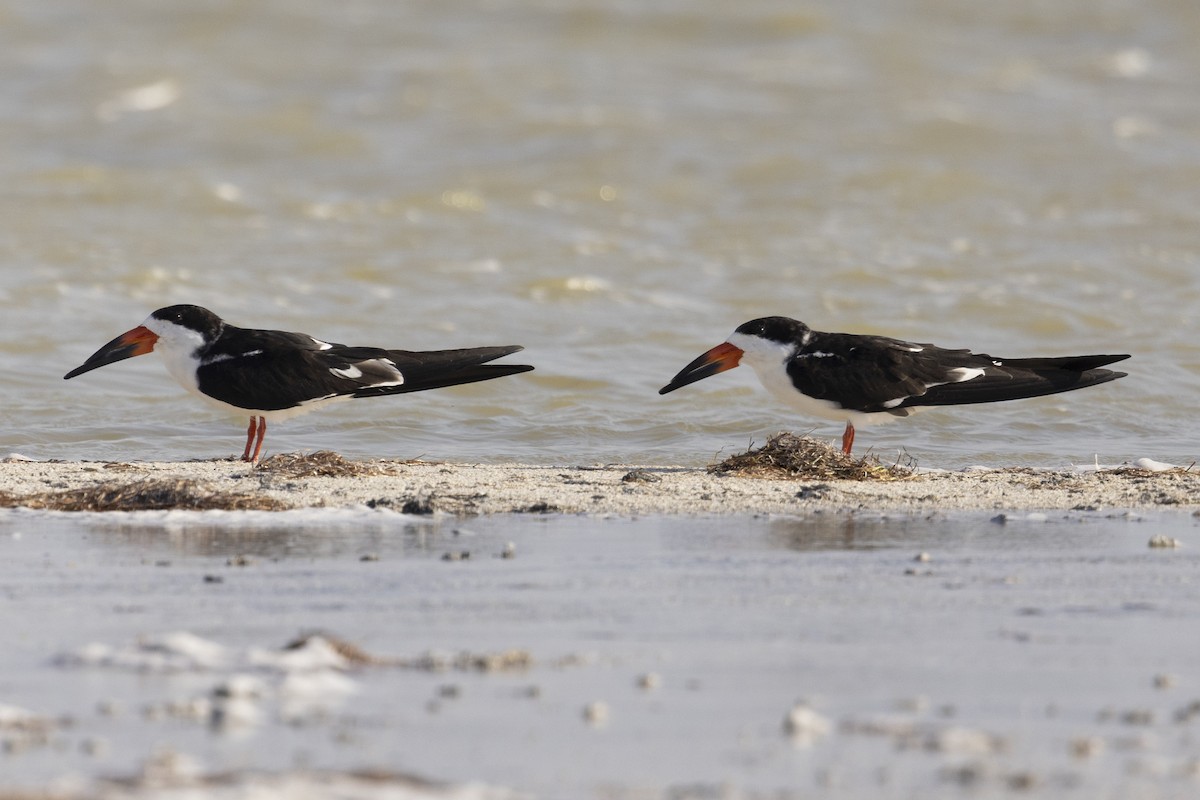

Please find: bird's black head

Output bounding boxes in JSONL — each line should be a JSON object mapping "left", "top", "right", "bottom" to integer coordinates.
{"left": 63, "top": 304, "right": 227, "bottom": 381}
{"left": 150, "top": 305, "right": 224, "bottom": 340}
{"left": 733, "top": 316, "right": 810, "bottom": 344}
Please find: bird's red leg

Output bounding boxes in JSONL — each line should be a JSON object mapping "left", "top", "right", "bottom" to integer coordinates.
{"left": 241, "top": 417, "right": 258, "bottom": 461}
{"left": 249, "top": 416, "right": 267, "bottom": 464}
{"left": 841, "top": 422, "right": 855, "bottom": 456}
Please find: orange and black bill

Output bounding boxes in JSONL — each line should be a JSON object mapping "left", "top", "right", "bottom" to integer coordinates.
{"left": 658, "top": 341, "right": 743, "bottom": 395}
{"left": 64, "top": 326, "right": 159, "bottom": 380}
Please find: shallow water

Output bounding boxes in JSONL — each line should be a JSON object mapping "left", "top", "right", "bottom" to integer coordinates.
{"left": 1, "top": 0, "right": 1196, "bottom": 468}
{"left": 2, "top": 507, "right": 1199, "bottom": 798}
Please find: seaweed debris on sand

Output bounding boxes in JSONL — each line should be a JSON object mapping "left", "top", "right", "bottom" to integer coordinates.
{"left": 255, "top": 450, "right": 400, "bottom": 479}
{"left": 709, "top": 432, "right": 914, "bottom": 481}
{"left": 0, "top": 477, "right": 285, "bottom": 512}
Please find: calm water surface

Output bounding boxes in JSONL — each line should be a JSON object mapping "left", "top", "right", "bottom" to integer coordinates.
{"left": 2, "top": 0, "right": 1198, "bottom": 466}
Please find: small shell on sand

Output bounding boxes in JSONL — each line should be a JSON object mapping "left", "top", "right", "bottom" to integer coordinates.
{"left": 1070, "top": 736, "right": 1104, "bottom": 759}
{"left": 1148, "top": 535, "right": 1182, "bottom": 548}
{"left": 636, "top": 672, "right": 662, "bottom": 690}
{"left": 583, "top": 701, "right": 610, "bottom": 726}
{"left": 783, "top": 703, "right": 830, "bottom": 746}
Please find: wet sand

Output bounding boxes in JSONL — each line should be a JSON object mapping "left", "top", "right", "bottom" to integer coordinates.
{"left": 1, "top": 507, "right": 1198, "bottom": 799}
{"left": 3, "top": 455, "right": 1199, "bottom": 799}
{"left": 1, "top": 454, "right": 1197, "bottom": 515}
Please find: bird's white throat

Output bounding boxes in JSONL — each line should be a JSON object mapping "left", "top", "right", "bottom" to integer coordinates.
{"left": 142, "top": 317, "right": 209, "bottom": 397}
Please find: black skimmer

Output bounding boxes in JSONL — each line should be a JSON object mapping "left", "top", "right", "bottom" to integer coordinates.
{"left": 64, "top": 304, "right": 534, "bottom": 463}
{"left": 659, "top": 316, "right": 1129, "bottom": 455}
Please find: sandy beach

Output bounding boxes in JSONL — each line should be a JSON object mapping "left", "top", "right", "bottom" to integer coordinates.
{"left": 2, "top": 452, "right": 1197, "bottom": 516}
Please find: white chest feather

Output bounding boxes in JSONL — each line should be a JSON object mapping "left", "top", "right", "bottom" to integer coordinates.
{"left": 148, "top": 328, "right": 206, "bottom": 397}
{"left": 751, "top": 361, "right": 858, "bottom": 422}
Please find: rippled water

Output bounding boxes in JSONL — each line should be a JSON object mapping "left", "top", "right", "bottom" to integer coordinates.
{"left": 3, "top": 0, "right": 1198, "bottom": 467}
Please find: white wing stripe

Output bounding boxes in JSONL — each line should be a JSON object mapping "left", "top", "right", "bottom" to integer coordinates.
{"left": 946, "top": 367, "right": 985, "bottom": 382}
{"left": 329, "top": 359, "right": 405, "bottom": 386}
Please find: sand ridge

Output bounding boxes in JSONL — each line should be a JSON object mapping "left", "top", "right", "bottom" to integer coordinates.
{"left": 2, "top": 453, "right": 1196, "bottom": 515}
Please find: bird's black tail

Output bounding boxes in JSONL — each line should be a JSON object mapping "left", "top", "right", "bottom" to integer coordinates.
{"left": 350, "top": 346, "right": 533, "bottom": 398}
{"left": 994, "top": 353, "right": 1131, "bottom": 373}
{"left": 903, "top": 354, "right": 1129, "bottom": 409}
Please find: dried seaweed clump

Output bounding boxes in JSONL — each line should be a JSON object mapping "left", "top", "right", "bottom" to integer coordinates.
{"left": 256, "top": 451, "right": 397, "bottom": 479}
{"left": 0, "top": 478, "right": 285, "bottom": 512}
{"left": 1103, "top": 464, "right": 1195, "bottom": 477}
{"left": 709, "top": 432, "right": 913, "bottom": 481}
{"left": 402, "top": 648, "right": 533, "bottom": 673}
{"left": 277, "top": 634, "right": 531, "bottom": 672}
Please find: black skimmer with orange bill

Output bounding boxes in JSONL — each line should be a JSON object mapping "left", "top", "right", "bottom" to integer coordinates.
{"left": 64, "top": 304, "right": 534, "bottom": 463}
{"left": 659, "top": 316, "right": 1129, "bottom": 455}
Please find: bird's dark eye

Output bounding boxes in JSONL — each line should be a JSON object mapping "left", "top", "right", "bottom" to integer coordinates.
{"left": 735, "top": 318, "right": 771, "bottom": 337}
{"left": 744, "top": 320, "right": 767, "bottom": 336}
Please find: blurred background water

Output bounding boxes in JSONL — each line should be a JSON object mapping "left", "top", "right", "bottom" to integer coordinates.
{"left": 2, "top": 0, "right": 1198, "bottom": 467}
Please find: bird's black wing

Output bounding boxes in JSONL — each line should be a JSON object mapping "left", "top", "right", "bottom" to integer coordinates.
{"left": 195, "top": 327, "right": 531, "bottom": 411}
{"left": 894, "top": 353, "right": 1129, "bottom": 409}
{"left": 350, "top": 346, "right": 534, "bottom": 397}
{"left": 786, "top": 329, "right": 1128, "bottom": 415}
{"left": 785, "top": 333, "right": 977, "bottom": 414}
